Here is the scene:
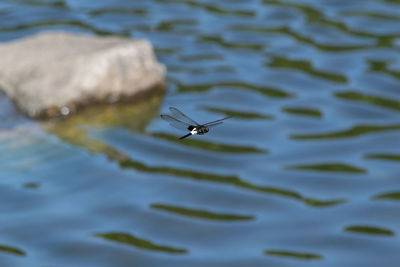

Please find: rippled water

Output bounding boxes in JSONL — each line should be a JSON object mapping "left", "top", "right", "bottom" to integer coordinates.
{"left": 1, "top": 0, "right": 400, "bottom": 266}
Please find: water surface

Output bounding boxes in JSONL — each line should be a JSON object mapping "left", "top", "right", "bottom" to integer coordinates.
{"left": 1, "top": 0, "right": 400, "bottom": 266}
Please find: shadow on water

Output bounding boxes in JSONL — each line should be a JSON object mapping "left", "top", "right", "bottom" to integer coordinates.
{"left": 94, "top": 232, "right": 188, "bottom": 254}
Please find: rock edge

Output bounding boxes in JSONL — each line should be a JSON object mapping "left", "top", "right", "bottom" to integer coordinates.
{"left": 0, "top": 31, "right": 166, "bottom": 119}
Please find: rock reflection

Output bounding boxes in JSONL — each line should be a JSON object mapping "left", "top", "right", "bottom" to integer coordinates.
{"left": 43, "top": 93, "right": 162, "bottom": 159}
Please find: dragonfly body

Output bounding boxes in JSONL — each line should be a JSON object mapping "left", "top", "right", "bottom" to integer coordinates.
{"left": 188, "top": 125, "right": 208, "bottom": 135}
{"left": 161, "top": 107, "right": 230, "bottom": 140}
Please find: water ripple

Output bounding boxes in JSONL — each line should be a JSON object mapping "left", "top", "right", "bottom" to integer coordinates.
{"left": 267, "top": 56, "right": 348, "bottom": 83}
{"left": 282, "top": 106, "right": 323, "bottom": 118}
{"left": 2, "top": 0, "right": 400, "bottom": 265}
{"left": 285, "top": 162, "right": 367, "bottom": 174}
{"left": 87, "top": 8, "right": 148, "bottom": 17}
{"left": 151, "top": 203, "right": 254, "bottom": 221}
{"left": 291, "top": 124, "right": 400, "bottom": 140}
{"left": 0, "top": 244, "right": 26, "bottom": 256}
{"left": 343, "top": 225, "right": 395, "bottom": 236}
{"left": 202, "top": 106, "right": 274, "bottom": 120}
{"left": 120, "top": 158, "right": 346, "bottom": 208}
{"left": 335, "top": 90, "right": 400, "bottom": 112}
{"left": 373, "top": 191, "right": 400, "bottom": 201}
{"left": 94, "top": 232, "right": 188, "bottom": 254}
{"left": 154, "top": 0, "right": 255, "bottom": 17}
{"left": 174, "top": 81, "right": 293, "bottom": 98}
{"left": 151, "top": 132, "right": 267, "bottom": 154}
{"left": 265, "top": 250, "right": 323, "bottom": 260}
{"left": 0, "top": 20, "right": 118, "bottom": 36}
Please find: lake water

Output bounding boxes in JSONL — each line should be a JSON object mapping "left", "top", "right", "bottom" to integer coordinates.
{"left": 1, "top": 0, "right": 400, "bottom": 266}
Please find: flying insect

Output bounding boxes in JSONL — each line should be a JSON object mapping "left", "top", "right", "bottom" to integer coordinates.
{"left": 161, "top": 107, "right": 232, "bottom": 140}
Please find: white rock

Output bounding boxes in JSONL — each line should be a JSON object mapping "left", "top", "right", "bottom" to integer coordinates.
{"left": 0, "top": 31, "right": 166, "bottom": 118}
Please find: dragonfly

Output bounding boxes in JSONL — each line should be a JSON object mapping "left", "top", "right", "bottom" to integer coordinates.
{"left": 160, "top": 107, "right": 232, "bottom": 140}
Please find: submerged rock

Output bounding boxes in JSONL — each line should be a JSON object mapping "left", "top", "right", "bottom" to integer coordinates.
{"left": 0, "top": 31, "right": 166, "bottom": 119}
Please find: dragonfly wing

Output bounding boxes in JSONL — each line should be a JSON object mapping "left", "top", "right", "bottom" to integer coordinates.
{"left": 169, "top": 107, "right": 200, "bottom": 126}
{"left": 160, "top": 115, "right": 191, "bottom": 131}
{"left": 203, "top": 121, "right": 224, "bottom": 128}
{"left": 203, "top": 116, "right": 232, "bottom": 126}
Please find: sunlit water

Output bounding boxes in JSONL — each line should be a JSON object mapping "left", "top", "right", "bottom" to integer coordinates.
{"left": 1, "top": 0, "right": 400, "bottom": 266}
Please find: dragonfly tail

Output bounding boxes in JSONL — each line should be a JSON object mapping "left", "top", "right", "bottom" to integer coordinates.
{"left": 179, "top": 133, "right": 192, "bottom": 140}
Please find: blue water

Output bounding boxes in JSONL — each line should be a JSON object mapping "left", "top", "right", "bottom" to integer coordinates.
{"left": 1, "top": 0, "right": 400, "bottom": 266}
